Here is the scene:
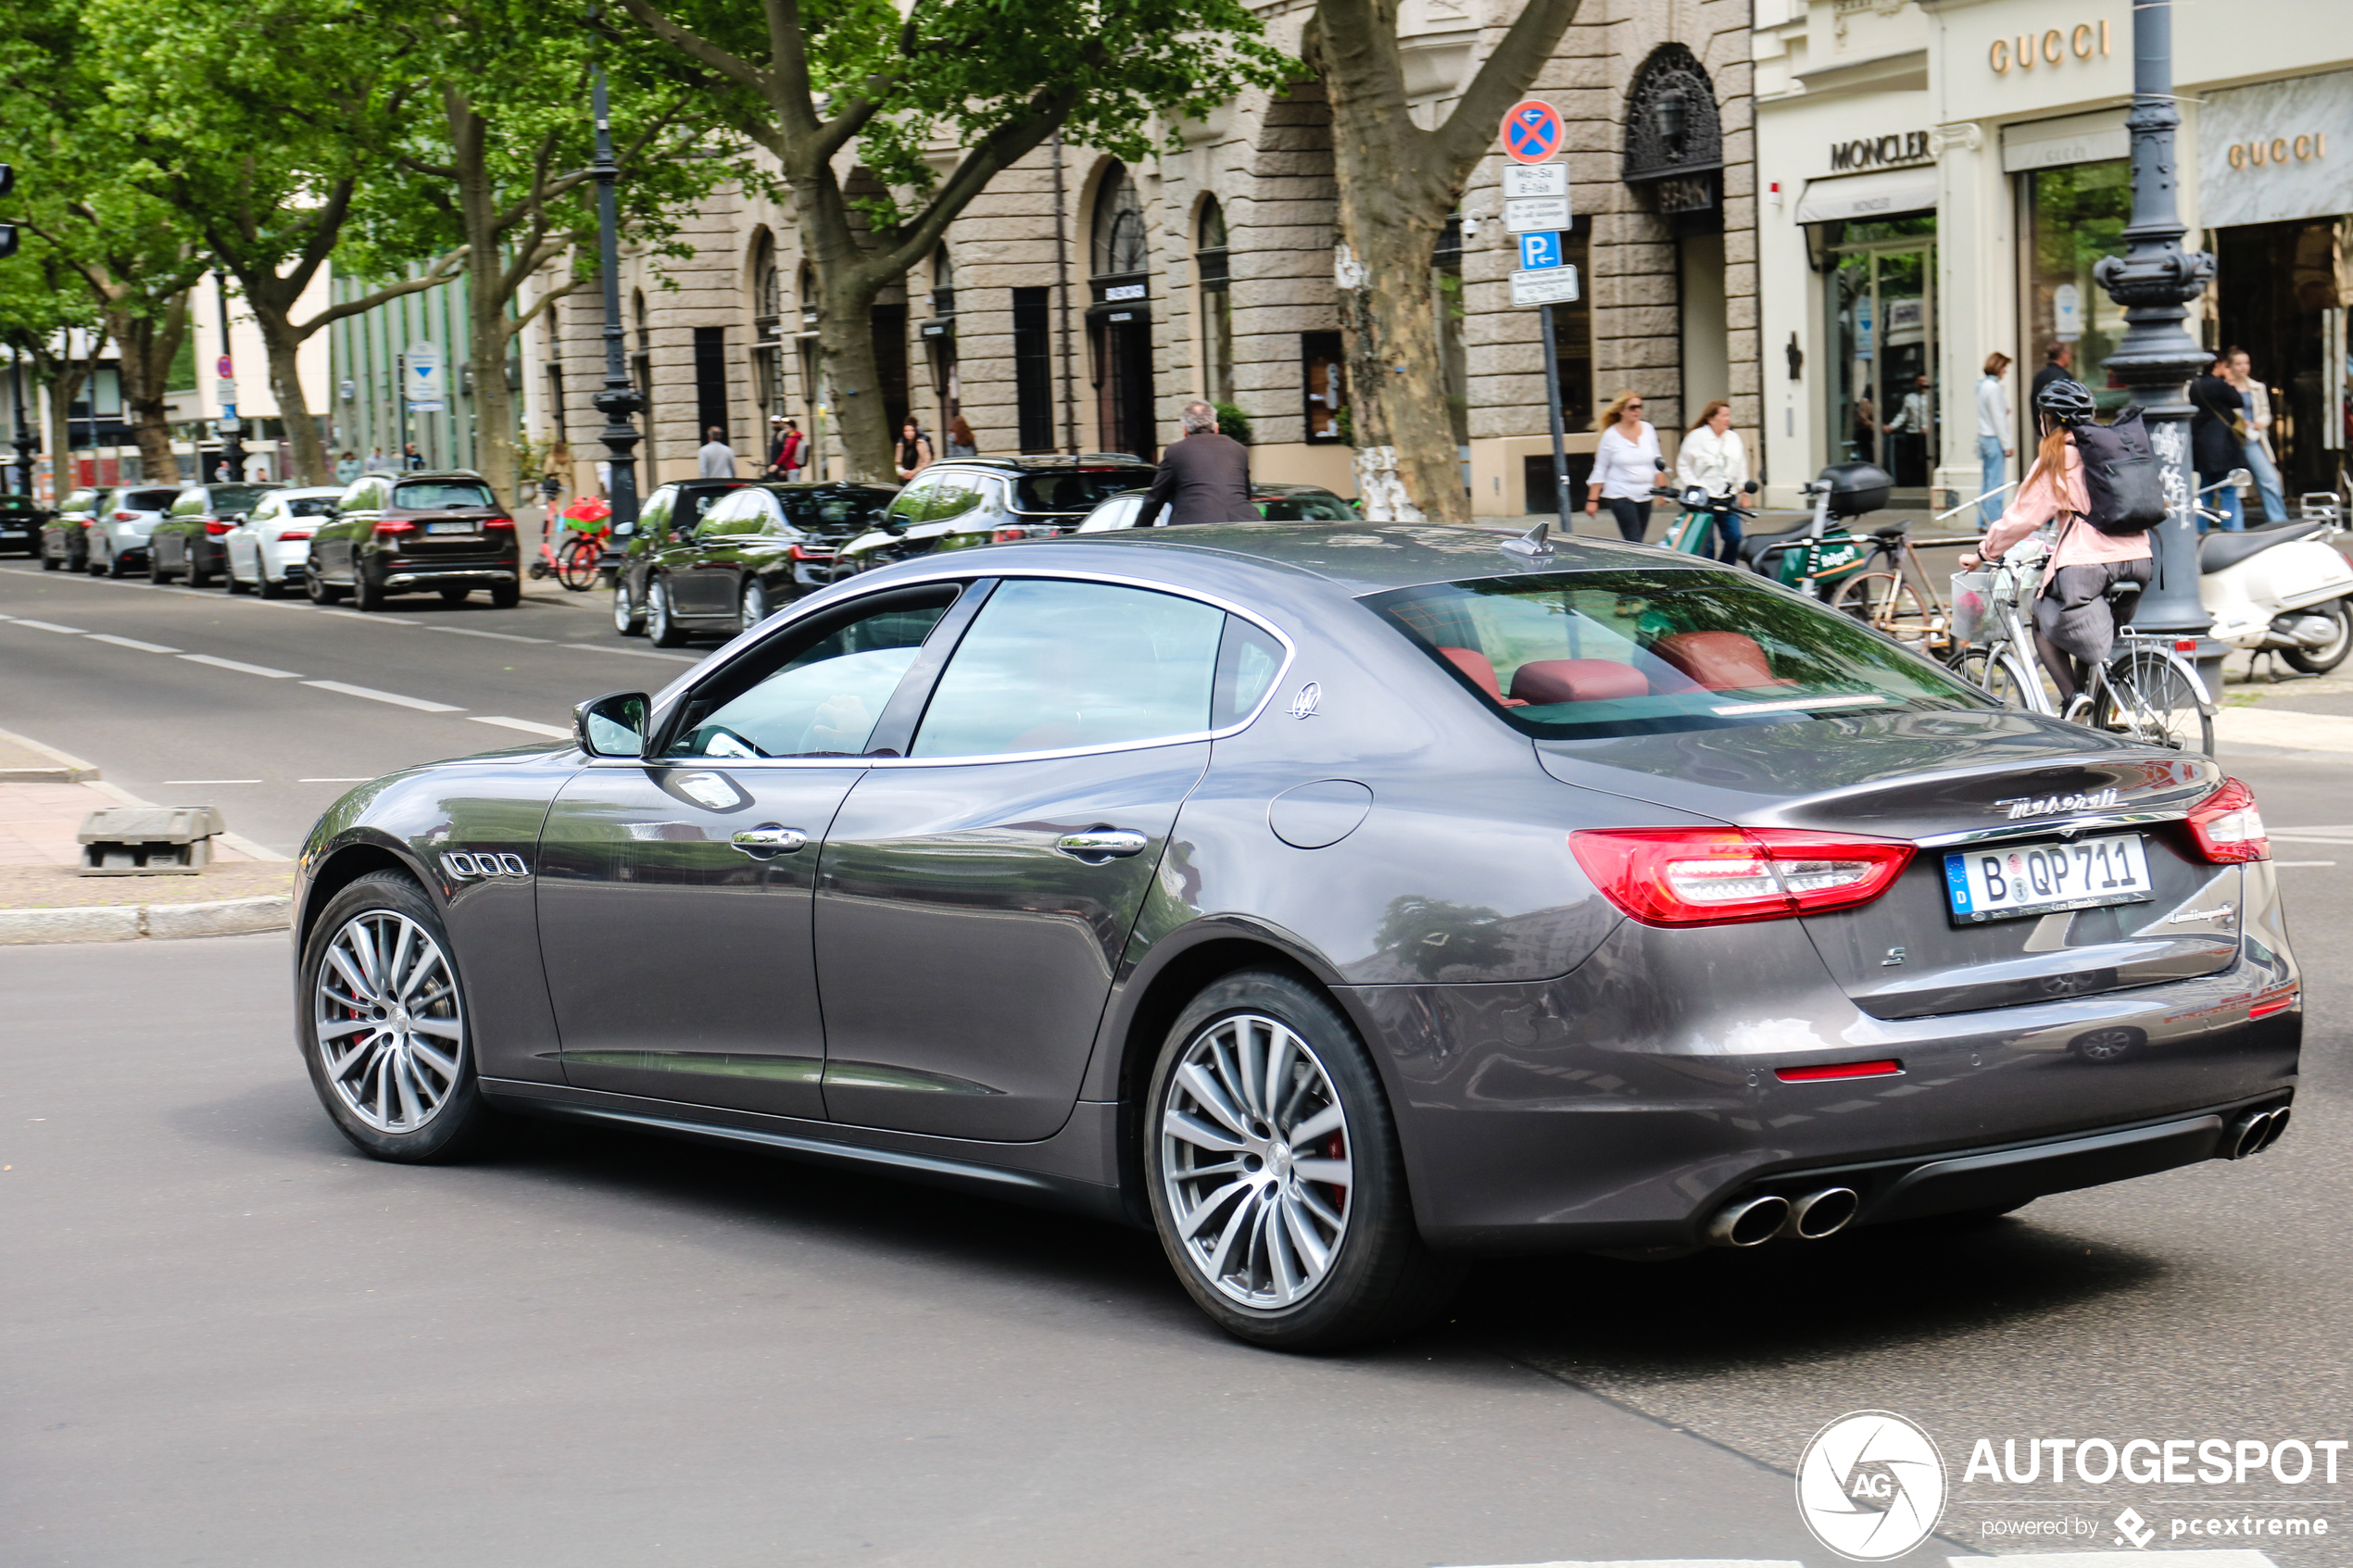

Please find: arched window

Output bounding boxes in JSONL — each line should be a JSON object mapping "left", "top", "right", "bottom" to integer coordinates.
{"left": 751, "top": 232, "right": 783, "bottom": 415}
{"left": 1196, "top": 198, "right": 1232, "bottom": 407}
{"left": 1091, "top": 163, "right": 1149, "bottom": 279}
{"left": 1088, "top": 161, "right": 1154, "bottom": 458}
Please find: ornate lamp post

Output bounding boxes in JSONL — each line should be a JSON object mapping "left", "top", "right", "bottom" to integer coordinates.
{"left": 2091, "top": 0, "right": 2218, "bottom": 673}
{"left": 587, "top": 44, "right": 642, "bottom": 563}
{"left": 8, "top": 351, "right": 35, "bottom": 495}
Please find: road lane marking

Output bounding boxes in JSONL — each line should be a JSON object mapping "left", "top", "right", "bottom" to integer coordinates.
{"left": 180, "top": 653, "right": 302, "bottom": 678}
{"left": 562, "top": 642, "right": 700, "bottom": 662}
{"left": 472, "top": 716, "right": 572, "bottom": 738}
{"left": 301, "top": 680, "right": 463, "bottom": 712}
{"left": 318, "top": 609, "right": 422, "bottom": 628}
{"left": 166, "top": 779, "right": 263, "bottom": 784}
{"left": 11, "top": 619, "right": 89, "bottom": 633}
{"left": 434, "top": 625, "right": 552, "bottom": 645}
{"left": 2277, "top": 859, "right": 2337, "bottom": 866}
{"left": 300, "top": 777, "right": 374, "bottom": 783}
{"left": 85, "top": 633, "right": 182, "bottom": 653}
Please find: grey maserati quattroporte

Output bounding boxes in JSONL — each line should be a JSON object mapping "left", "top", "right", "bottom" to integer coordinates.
{"left": 294, "top": 523, "right": 2298, "bottom": 1349}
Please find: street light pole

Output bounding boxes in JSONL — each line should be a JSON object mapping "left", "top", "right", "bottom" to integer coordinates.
{"left": 2092, "top": 0, "right": 2218, "bottom": 675}
{"left": 8, "top": 351, "right": 35, "bottom": 495}
{"left": 587, "top": 50, "right": 642, "bottom": 561}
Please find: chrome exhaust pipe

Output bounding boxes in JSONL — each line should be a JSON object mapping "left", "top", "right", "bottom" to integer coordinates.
{"left": 1780, "top": 1186, "right": 1860, "bottom": 1240}
{"left": 2255, "top": 1106, "right": 2291, "bottom": 1154}
{"left": 1706, "top": 1193, "right": 1792, "bottom": 1248}
{"left": 2227, "top": 1108, "right": 2282, "bottom": 1160}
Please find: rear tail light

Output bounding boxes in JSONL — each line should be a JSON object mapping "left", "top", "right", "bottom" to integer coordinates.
{"left": 787, "top": 542, "right": 834, "bottom": 560}
{"left": 2183, "top": 777, "right": 2268, "bottom": 863}
{"left": 203, "top": 519, "right": 232, "bottom": 535}
{"left": 375, "top": 519, "right": 416, "bottom": 536}
{"left": 277, "top": 529, "right": 312, "bottom": 541}
{"left": 1569, "top": 827, "right": 1915, "bottom": 927}
{"left": 483, "top": 517, "right": 514, "bottom": 531}
{"left": 1776, "top": 1060, "right": 1903, "bottom": 1083}
{"left": 113, "top": 510, "right": 135, "bottom": 521}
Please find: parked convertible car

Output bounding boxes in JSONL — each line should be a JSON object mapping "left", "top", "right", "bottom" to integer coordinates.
{"left": 296, "top": 523, "right": 2299, "bottom": 1349}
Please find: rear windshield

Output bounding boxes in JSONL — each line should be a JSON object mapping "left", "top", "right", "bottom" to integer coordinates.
{"left": 396, "top": 481, "right": 497, "bottom": 508}
{"left": 1364, "top": 569, "right": 1991, "bottom": 740}
{"left": 1259, "top": 492, "right": 1358, "bottom": 522}
{"left": 284, "top": 496, "right": 337, "bottom": 517}
{"left": 780, "top": 487, "right": 894, "bottom": 533}
{"left": 123, "top": 488, "right": 179, "bottom": 510}
{"left": 1013, "top": 469, "right": 1152, "bottom": 513}
{"left": 208, "top": 485, "right": 278, "bottom": 512}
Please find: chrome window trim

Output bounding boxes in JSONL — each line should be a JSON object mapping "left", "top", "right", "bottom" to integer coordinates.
{"left": 646, "top": 565, "right": 1299, "bottom": 771}
{"left": 1914, "top": 809, "right": 2193, "bottom": 848}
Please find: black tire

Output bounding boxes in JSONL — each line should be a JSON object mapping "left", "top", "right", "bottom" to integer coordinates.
{"left": 184, "top": 550, "right": 210, "bottom": 589}
{"left": 647, "top": 579, "right": 688, "bottom": 647}
{"left": 1143, "top": 970, "right": 1462, "bottom": 1351}
{"left": 258, "top": 572, "right": 287, "bottom": 599}
{"left": 299, "top": 871, "right": 506, "bottom": 1163}
{"left": 440, "top": 585, "right": 471, "bottom": 604}
{"left": 103, "top": 546, "right": 128, "bottom": 579}
{"left": 40, "top": 548, "right": 59, "bottom": 571}
{"left": 488, "top": 579, "right": 520, "bottom": 609}
{"left": 226, "top": 559, "right": 253, "bottom": 595}
{"left": 147, "top": 549, "right": 170, "bottom": 583}
{"left": 307, "top": 565, "right": 346, "bottom": 605}
{"left": 739, "top": 578, "right": 768, "bottom": 632}
{"left": 2282, "top": 601, "right": 2351, "bottom": 675}
{"left": 354, "top": 566, "right": 387, "bottom": 612}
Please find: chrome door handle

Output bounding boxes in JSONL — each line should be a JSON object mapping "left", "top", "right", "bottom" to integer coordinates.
{"left": 1055, "top": 829, "right": 1149, "bottom": 861}
{"left": 730, "top": 825, "right": 807, "bottom": 857}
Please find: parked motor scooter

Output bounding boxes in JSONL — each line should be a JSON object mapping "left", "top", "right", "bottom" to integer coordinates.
{"left": 1733, "top": 461, "right": 1887, "bottom": 601}
{"left": 1658, "top": 475, "right": 1761, "bottom": 558}
{"left": 2197, "top": 480, "right": 2353, "bottom": 674}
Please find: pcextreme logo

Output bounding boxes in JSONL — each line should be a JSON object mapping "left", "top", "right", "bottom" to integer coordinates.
{"left": 1796, "top": 1410, "right": 1948, "bottom": 1561}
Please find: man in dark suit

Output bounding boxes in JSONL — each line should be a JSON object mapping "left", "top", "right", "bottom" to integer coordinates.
{"left": 2030, "top": 341, "right": 2073, "bottom": 405}
{"left": 1147, "top": 401, "right": 1255, "bottom": 525}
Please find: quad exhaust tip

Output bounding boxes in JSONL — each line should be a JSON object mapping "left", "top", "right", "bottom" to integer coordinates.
{"left": 1783, "top": 1186, "right": 1860, "bottom": 1240}
{"left": 2228, "top": 1106, "right": 2291, "bottom": 1160}
{"left": 1705, "top": 1193, "right": 1792, "bottom": 1248}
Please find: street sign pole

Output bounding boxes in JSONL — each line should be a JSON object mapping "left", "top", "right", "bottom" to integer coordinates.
{"left": 1539, "top": 305, "right": 1571, "bottom": 533}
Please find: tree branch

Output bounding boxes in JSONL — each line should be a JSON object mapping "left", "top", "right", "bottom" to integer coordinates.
{"left": 1431, "top": 0, "right": 1589, "bottom": 175}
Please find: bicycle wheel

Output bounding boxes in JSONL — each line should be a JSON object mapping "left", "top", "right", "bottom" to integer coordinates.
{"left": 2095, "top": 647, "right": 2214, "bottom": 755}
{"left": 1952, "top": 644, "right": 2053, "bottom": 714}
{"left": 556, "top": 537, "right": 600, "bottom": 591}
{"left": 1831, "top": 571, "right": 1938, "bottom": 651}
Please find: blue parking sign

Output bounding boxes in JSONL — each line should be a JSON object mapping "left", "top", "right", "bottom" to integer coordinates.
{"left": 1518, "top": 231, "right": 1564, "bottom": 270}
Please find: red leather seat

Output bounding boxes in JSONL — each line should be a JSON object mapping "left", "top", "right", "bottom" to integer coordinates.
{"left": 1508, "top": 659, "right": 1650, "bottom": 705}
{"left": 1649, "top": 632, "right": 1793, "bottom": 691}
{"left": 1437, "top": 646, "right": 1529, "bottom": 707}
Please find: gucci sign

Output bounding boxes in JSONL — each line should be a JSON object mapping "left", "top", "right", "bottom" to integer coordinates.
{"left": 2226, "top": 132, "right": 2329, "bottom": 169}
{"left": 1990, "top": 20, "right": 2111, "bottom": 74}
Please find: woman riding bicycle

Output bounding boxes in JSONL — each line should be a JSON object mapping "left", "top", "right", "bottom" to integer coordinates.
{"left": 1960, "top": 378, "right": 2151, "bottom": 706}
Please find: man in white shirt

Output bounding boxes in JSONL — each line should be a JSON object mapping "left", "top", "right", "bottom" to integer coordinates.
{"left": 1975, "top": 353, "right": 2013, "bottom": 531}
{"left": 1882, "top": 374, "right": 1932, "bottom": 486}
{"left": 698, "top": 427, "right": 736, "bottom": 479}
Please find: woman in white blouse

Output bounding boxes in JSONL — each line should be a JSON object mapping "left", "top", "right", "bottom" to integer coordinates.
{"left": 1675, "top": 399, "right": 1749, "bottom": 562}
{"left": 1584, "top": 390, "right": 1661, "bottom": 543}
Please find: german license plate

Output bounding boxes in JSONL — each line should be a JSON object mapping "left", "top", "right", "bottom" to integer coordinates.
{"left": 1944, "top": 833, "right": 2156, "bottom": 924}
{"left": 426, "top": 521, "right": 475, "bottom": 534}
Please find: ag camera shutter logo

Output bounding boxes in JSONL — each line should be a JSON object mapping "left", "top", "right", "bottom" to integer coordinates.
{"left": 1796, "top": 1410, "right": 1947, "bottom": 1561}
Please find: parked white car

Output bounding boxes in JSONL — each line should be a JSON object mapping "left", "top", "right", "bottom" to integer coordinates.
{"left": 86, "top": 484, "right": 180, "bottom": 578}
{"left": 225, "top": 486, "right": 343, "bottom": 597}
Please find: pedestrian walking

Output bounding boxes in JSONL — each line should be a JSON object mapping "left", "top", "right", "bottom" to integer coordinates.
{"left": 894, "top": 418, "right": 934, "bottom": 482}
{"left": 2031, "top": 340, "right": 2074, "bottom": 405}
{"left": 1976, "top": 352, "right": 2014, "bottom": 530}
{"left": 1675, "top": 398, "right": 1748, "bottom": 564}
{"left": 401, "top": 443, "right": 424, "bottom": 470}
{"left": 1145, "top": 400, "right": 1254, "bottom": 524}
{"left": 333, "top": 450, "right": 362, "bottom": 485}
{"left": 765, "top": 416, "right": 805, "bottom": 479}
{"left": 2226, "top": 348, "right": 2289, "bottom": 523}
{"left": 2189, "top": 356, "right": 2246, "bottom": 533}
{"left": 1585, "top": 390, "right": 1661, "bottom": 544}
{"left": 945, "top": 415, "right": 978, "bottom": 458}
{"left": 698, "top": 426, "right": 737, "bottom": 479}
{"left": 1850, "top": 394, "right": 1878, "bottom": 465}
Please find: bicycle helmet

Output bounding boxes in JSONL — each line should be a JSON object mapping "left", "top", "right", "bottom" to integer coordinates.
{"left": 2035, "top": 377, "right": 2097, "bottom": 426}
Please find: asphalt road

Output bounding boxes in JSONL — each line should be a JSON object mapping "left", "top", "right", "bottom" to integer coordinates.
{"left": 3, "top": 555, "right": 2348, "bottom": 1565}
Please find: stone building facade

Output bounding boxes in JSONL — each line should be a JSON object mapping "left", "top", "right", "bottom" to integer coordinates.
{"left": 495, "top": 0, "right": 1763, "bottom": 518}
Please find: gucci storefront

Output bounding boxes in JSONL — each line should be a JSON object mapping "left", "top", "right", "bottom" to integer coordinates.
{"left": 1754, "top": 0, "right": 2350, "bottom": 513}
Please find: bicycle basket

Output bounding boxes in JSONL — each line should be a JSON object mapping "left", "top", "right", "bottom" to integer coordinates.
{"left": 1948, "top": 571, "right": 1993, "bottom": 645}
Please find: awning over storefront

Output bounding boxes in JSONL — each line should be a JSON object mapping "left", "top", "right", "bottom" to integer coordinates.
{"left": 1794, "top": 166, "right": 1938, "bottom": 225}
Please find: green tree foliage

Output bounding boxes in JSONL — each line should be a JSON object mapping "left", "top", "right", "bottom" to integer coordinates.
{"left": 611, "top": 0, "right": 1295, "bottom": 479}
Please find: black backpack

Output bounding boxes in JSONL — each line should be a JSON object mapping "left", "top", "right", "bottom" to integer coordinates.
{"left": 2072, "top": 407, "right": 2168, "bottom": 535}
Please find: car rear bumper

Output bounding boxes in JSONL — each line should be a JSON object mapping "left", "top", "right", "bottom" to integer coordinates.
{"left": 380, "top": 564, "right": 518, "bottom": 590}
{"left": 1345, "top": 903, "right": 2300, "bottom": 1253}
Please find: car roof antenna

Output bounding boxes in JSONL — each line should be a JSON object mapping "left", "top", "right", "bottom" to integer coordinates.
{"left": 1500, "top": 521, "right": 1554, "bottom": 559}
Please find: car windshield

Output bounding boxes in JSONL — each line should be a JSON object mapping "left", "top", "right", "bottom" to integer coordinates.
{"left": 1363, "top": 569, "right": 1993, "bottom": 740}
{"left": 1259, "top": 491, "right": 1357, "bottom": 521}
{"left": 1013, "top": 469, "right": 1152, "bottom": 512}
{"left": 778, "top": 487, "right": 894, "bottom": 534}
{"left": 284, "top": 497, "right": 337, "bottom": 517}
{"left": 209, "top": 485, "right": 277, "bottom": 512}
{"left": 396, "top": 481, "right": 496, "bottom": 508}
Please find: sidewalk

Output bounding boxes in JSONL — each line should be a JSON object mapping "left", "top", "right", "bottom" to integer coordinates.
{"left": 0, "top": 728, "right": 293, "bottom": 944}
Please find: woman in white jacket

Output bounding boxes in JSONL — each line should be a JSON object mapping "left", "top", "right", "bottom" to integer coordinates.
{"left": 1675, "top": 398, "right": 1749, "bottom": 562}
{"left": 1584, "top": 390, "right": 1661, "bottom": 543}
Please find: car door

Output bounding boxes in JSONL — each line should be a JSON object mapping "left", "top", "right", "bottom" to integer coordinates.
{"left": 234, "top": 495, "right": 275, "bottom": 578}
{"left": 535, "top": 582, "right": 971, "bottom": 1119}
{"left": 670, "top": 489, "right": 757, "bottom": 617}
{"left": 321, "top": 477, "right": 377, "bottom": 581}
{"left": 623, "top": 485, "right": 675, "bottom": 605}
{"left": 813, "top": 575, "right": 1260, "bottom": 1141}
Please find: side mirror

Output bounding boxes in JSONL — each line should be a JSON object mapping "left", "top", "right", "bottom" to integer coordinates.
{"left": 1743, "top": 480, "right": 1760, "bottom": 495}
{"left": 574, "top": 690, "right": 650, "bottom": 758}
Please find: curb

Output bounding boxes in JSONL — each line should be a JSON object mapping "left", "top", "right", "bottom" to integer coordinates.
{"left": 0, "top": 895, "right": 290, "bottom": 946}
{"left": 0, "top": 723, "right": 103, "bottom": 784}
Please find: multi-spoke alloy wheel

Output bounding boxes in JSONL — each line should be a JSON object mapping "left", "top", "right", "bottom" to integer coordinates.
{"left": 1144, "top": 971, "right": 1461, "bottom": 1350}
{"left": 1160, "top": 1012, "right": 1353, "bottom": 1310}
{"left": 315, "top": 909, "right": 465, "bottom": 1133}
{"left": 300, "top": 871, "right": 501, "bottom": 1162}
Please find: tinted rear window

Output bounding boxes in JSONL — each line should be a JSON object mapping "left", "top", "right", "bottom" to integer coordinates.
{"left": 208, "top": 485, "right": 277, "bottom": 512}
{"left": 396, "top": 481, "right": 497, "bottom": 508}
{"left": 284, "top": 497, "right": 337, "bottom": 517}
{"left": 1259, "top": 492, "right": 1358, "bottom": 521}
{"left": 1013, "top": 469, "right": 1151, "bottom": 512}
{"left": 780, "top": 488, "right": 895, "bottom": 533}
{"left": 1365, "top": 569, "right": 1991, "bottom": 740}
{"left": 124, "top": 489, "right": 178, "bottom": 510}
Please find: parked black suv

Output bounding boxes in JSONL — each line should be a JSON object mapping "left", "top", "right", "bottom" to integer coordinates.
{"left": 609, "top": 477, "right": 753, "bottom": 635}
{"left": 149, "top": 483, "right": 283, "bottom": 586}
{"left": 307, "top": 470, "right": 520, "bottom": 610}
{"left": 837, "top": 455, "right": 1155, "bottom": 571}
{"left": 629, "top": 480, "right": 899, "bottom": 646}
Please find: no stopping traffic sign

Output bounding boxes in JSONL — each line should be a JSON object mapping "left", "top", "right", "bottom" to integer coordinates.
{"left": 1502, "top": 99, "right": 1563, "bottom": 164}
